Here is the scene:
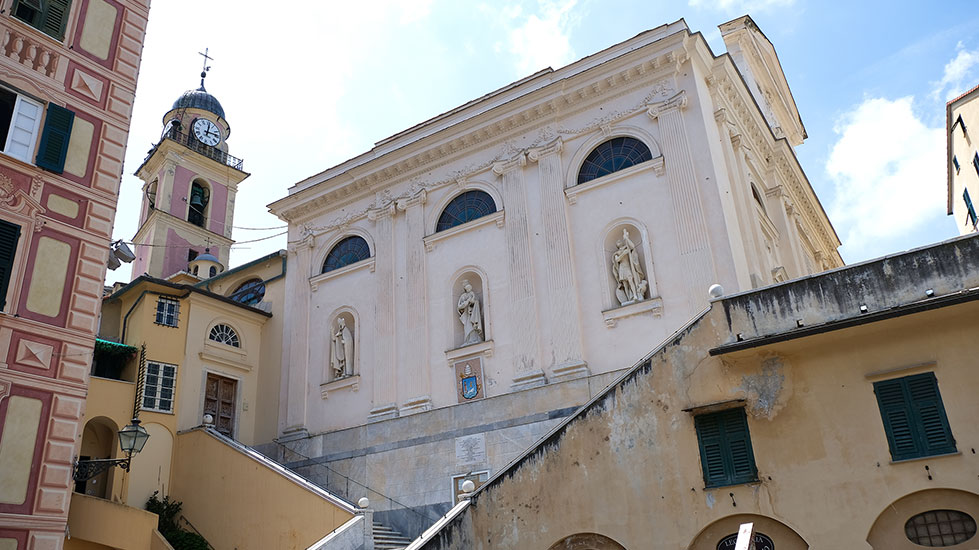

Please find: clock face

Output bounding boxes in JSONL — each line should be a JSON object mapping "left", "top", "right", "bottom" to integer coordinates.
{"left": 193, "top": 118, "right": 220, "bottom": 146}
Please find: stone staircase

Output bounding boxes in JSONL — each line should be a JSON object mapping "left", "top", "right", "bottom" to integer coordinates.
{"left": 373, "top": 521, "right": 412, "bottom": 549}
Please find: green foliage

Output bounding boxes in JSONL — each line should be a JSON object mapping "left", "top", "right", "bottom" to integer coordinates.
{"left": 145, "top": 491, "right": 211, "bottom": 550}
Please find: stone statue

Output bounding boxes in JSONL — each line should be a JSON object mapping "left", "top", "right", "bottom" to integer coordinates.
{"left": 331, "top": 317, "right": 353, "bottom": 379}
{"left": 457, "top": 280, "right": 484, "bottom": 346}
{"left": 612, "top": 228, "right": 648, "bottom": 306}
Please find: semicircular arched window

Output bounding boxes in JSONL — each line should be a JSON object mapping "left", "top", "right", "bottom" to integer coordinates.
{"left": 436, "top": 190, "right": 497, "bottom": 232}
{"left": 905, "top": 509, "right": 977, "bottom": 547}
{"left": 229, "top": 278, "right": 265, "bottom": 305}
{"left": 208, "top": 324, "right": 240, "bottom": 348}
{"left": 323, "top": 236, "right": 371, "bottom": 273}
{"left": 576, "top": 137, "right": 653, "bottom": 185}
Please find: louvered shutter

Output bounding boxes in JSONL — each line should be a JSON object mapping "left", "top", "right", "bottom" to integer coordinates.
{"left": 40, "top": 0, "right": 71, "bottom": 40}
{"left": 4, "top": 95, "right": 42, "bottom": 163}
{"left": 35, "top": 103, "right": 73, "bottom": 173}
{"left": 695, "top": 414, "right": 727, "bottom": 486}
{"left": 723, "top": 409, "right": 757, "bottom": 482}
{"left": 0, "top": 219, "right": 21, "bottom": 311}
{"left": 906, "top": 373, "right": 956, "bottom": 456}
{"left": 874, "top": 379, "right": 917, "bottom": 460}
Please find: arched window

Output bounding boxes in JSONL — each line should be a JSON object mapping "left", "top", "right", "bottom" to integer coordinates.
{"left": 436, "top": 190, "right": 497, "bottom": 232}
{"left": 209, "top": 266, "right": 217, "bottom": 278}
{"left": 188, "top": 180, "right": 210, "bottom": 227}
{"left": 323, "top": 236, "right": 371, "bottom": 273}
{"left": 229, "top": 278, "right": 266, "bottom": 305}
{"left": 208, "top": 324, "right": 240, "bottom": 347}
{"left": 576, "top": 137, "right": 653, "bottom": 184}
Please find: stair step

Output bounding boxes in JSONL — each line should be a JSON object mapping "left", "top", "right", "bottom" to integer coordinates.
{"left": 372, "top": 521, "right": 412, "bottom": 549}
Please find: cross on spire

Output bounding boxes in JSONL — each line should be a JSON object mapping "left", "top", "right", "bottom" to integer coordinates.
{"left": 198, "top": 47, "right": 213, "bottom": 88}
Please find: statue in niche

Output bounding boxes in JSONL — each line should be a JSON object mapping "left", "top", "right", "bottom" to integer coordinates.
{"left": 331, "top": 317, "right": 353, "bottom": 379}
{"left": 457, "top": 280, "right": 484, "bottom": 346}
{"left": 612, "top": 228, "right": 649, "bottom": 306}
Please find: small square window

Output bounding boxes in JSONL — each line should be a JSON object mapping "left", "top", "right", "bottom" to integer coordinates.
{"left": 141, "top": 361, "right": 177, "bottom": 413}
{"left": 155, "top": 296, "right": 179, "bottom": 327}
{"left": 694, "top": 408, "right": 758, "bottom": 488}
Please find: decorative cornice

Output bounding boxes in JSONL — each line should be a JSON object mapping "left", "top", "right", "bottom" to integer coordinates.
{"left": 396, "top": 189, "right": 427, "bottom": 210}
{"left": 493, "top": 153, "right": 527, "bottom": 175}
{"left": 527, "top": 138, "right": 563, "bottom": 162}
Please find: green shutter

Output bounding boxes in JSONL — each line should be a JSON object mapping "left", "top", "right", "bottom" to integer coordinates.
{"left": 695, "top": 408, "right": 757, "bottom": 487}
{"left": 0, "top": 219, "right": 21, "bottom": 311}
{"left": 35, "top": 103, "right": 73, "bottom": 173}
{"left": 874, "top": 374, "right": 955, "bottom": 461}
{"left": 40, "top": 0, "right": 71, "bottom": 40}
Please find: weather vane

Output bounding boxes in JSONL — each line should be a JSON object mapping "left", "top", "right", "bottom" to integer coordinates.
{"left": 198, "top": 47, "right": 213, "bottom": 88}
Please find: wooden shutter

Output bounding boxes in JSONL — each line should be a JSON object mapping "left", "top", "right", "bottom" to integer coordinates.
{"left": 0, "top": 219, "right": 21, "bottom": 310}
{"left": 906, "top": 373, "right": 956, "bottom": 456}
{"left": 4, "top": 95, "right": 42, "bottom": 163}
{"left": 35, "top": 103, "right": 73, "bottom": 173}
{"left": 40, "top": 0, "right": 71, "bottom": 40}
{"left": 723, "top": 409, "right": 757, "bottom": 481}
{"left": 695, "top": 414, "right": 727, "bottom": 485}
{"left": 874, "top": 378, "right": 917, "bottom": 460}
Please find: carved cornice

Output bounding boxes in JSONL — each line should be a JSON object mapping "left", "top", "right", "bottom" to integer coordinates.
{"left": 493, "top": 153, "right": 527, "bottom": 175}
{"left": 367, "top": 202, "right": 396, "bottom": 222}
{"left": 273, "top": 38, "right": 693, "bottom": 222}
{"left": 707, "top": 68, "right": 840, "bottom": 260}
{"left": 396, "top": 189, "right": 427, "bottom": 210}
{"left": 527, "top": 138, "right": 563, "bottom": 162}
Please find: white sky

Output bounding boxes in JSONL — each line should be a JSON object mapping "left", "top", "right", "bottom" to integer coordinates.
{"left": 105, "top": 0, "right": 979, "bottom": 284}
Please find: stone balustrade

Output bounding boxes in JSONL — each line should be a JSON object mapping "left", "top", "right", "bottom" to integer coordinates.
{"left": 1, "top": 26, "right": 59, "bottom": 79}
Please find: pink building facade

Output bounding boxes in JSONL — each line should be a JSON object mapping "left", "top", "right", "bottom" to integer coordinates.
{"left": 0, "top": 1, "right": 150, "bottom": 547}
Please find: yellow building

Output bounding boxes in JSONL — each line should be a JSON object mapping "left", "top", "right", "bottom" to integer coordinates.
{"left": 408, "top": 233, "right": 979, "bottom": 550}
{"left": 947, "top": 84, "right": 979, "bottom": 234}
{"left": 67, "top": 251, "right": 358, "bottom": 550}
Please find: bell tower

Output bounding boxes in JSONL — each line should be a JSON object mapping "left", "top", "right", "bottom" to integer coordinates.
{"left": 130, "top": 53, "right": 248, "bottom": 280}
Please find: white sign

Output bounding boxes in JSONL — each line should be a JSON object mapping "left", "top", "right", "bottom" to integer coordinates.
{"left": 455, "top": 434, "right": 487, "bottom": 466}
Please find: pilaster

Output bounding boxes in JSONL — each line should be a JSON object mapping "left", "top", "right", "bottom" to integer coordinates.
{"left": 367, "top": 202, "right": 398, "bottom": 422}
{"left": 282, "top": 232, "right": 313, "bottom": 436}
{"left": 527, "top": 139, "right": 587, "bottom": 381}
{"left": 397, "top": 190, "right": 431, "bottom": 415}
{"left": 493, "top": 154, "right": 546, "bottom": 390}
{"left": 648, "top": 91, "right": 717, "bottom": 303}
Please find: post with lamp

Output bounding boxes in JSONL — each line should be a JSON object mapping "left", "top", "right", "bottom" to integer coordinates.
{"left": 73, "top": 418, "right": 150, "bottom": 482}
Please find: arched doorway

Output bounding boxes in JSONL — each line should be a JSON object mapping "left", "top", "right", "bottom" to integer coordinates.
{"left": 867, "top": 489, "right": 979, "bottom": 549}
{"left": 76, "top": 417, "right": 119, "bottom": 499}
{"left": 689, "top": 514, "right": 808, "bottom": 550}
{"left": 547, "top": 533, "right": 627, "bottom": 550}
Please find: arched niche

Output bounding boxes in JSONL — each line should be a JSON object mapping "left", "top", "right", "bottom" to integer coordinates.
{"left": 77, "top": 417, "right": 120, "bottom": 499}
{"left": 326, "top": 307, "right": 359, "bottom": 381}
{"left": 451, "top": 269, "right": 489, "bottom": 348}
{"left": 600, "top": 219, "right": 658, "bottom": 310}
{"left": 564, "top": 125, "right": 663, "bottom": 190}
{"left": 547, "top": 532, "right": 627, "bottom": 550}
{"left": 127, "top": 422, "right": 174, "bottom": 508}
{"left": 427, "top": 181, "right": 504, "bottom": 235}
{"left": 188, "top": 178, "right": 211, "bottom": 228}
{"left": 688, "top": 514, "right": 808, "bottom": 550}
{"left": 867, "top": 489, "right": 979, "bottom": 549}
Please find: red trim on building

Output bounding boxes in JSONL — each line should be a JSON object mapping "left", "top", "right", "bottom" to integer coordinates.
{"left": 0, "top": 386, "right": 53, "bottom": 515}
{"left": 15, "top": 228, "right": 81, "bottom": 327}
{"left": 69, "top": 0, "right": 125, "bottom": 69}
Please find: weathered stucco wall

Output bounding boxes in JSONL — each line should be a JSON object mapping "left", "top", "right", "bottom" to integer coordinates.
{"left": 417, "top": 235, "right": 979, "bottom": 550}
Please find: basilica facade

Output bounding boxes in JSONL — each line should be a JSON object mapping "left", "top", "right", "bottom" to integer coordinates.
{"left": 267, "top": 16, "right": 842, "bottom": 534}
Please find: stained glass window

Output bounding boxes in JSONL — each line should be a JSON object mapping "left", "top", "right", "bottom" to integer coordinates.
{"left": 576, "top": 137, "right": 653, "bottom": 185}
{"left": 323, "top": 236, "right": 371, "bottom": 273}
{"left": 436, "top": 190, "right": 497, "bottom": 232}
{"left": 229, "top": 278, "right": 266, "bottom": 305}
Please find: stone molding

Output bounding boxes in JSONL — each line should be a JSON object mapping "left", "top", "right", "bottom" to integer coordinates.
{"left": 445, "top": 340, "right": 494, "bottom": 364}
{"left": 602, "top": 297, "right": 664, "bottom": 328}
{"left": 309, "top": 258, "right": 375, "bottom": 291}
{"left": 423, "top": 210, "right": 504, "bottom": 252}
{"left": 320, "top": 374, "right": 360, "bottom": 399}
{"left": 564, "top": 159, "right": 663, "bottom": 205}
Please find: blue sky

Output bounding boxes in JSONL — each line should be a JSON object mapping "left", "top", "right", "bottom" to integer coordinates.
{"left": 106, "top": 0, "right": 979, "bottom": 283}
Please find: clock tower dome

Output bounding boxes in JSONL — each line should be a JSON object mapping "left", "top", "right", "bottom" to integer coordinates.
{"left": 130, "top": 64, "right": 248, "bottom": 280}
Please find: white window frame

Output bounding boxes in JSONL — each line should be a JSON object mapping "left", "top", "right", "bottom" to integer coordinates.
{"left": 208, "top": 323, "right": 240, "bottom": 348}
{"left": 0, "top": 86, "right": 42, "bottom": 164}
{"left": 155, "top": 296, "right": 179, "bottom": 327}
{"left": 142, "top": 361, "right": 177, "bottom": 413}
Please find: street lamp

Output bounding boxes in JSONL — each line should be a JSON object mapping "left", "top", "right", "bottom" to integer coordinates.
{"left": 73, "top": 418, "right": 150, "bottom": 482}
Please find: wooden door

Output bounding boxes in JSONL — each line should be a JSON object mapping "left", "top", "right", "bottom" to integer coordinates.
{"left": 204, "top": 373, "right": 237, "bottom": 437}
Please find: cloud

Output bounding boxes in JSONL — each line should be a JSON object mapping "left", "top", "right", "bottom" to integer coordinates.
{"left": 506, "top": 1, "right": 580, "bottom": 74}
{"left": 826, "top": 96, "right": 945, "bottom": 257}
{"left": 687, "top": 0, "right": 795, "bottom": 12}
{"left": 931, "top": 42, "right": 979, "bottom": 101}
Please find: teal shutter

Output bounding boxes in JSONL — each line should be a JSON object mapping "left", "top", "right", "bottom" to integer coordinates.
{"left": 40, "top": 0, "right": 71, "bottom": 40}
{"left": 0, "top": 219, "right": 21, "bottom": 311}
{"left": 964, "top": 189, "right": 977, "bottom": 227}
{"left": 874, "top": 374, "right": 955, "bottom": 461}
{"left": 695, "top": 408, "right": 757, "bottom": 487}
{"left": 35, "top": 103, "right": 74, "bottom": 173}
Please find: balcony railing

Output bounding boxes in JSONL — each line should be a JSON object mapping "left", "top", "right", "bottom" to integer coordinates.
{"left": 163, "top": 127, "right": 244, "bottom": 171}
